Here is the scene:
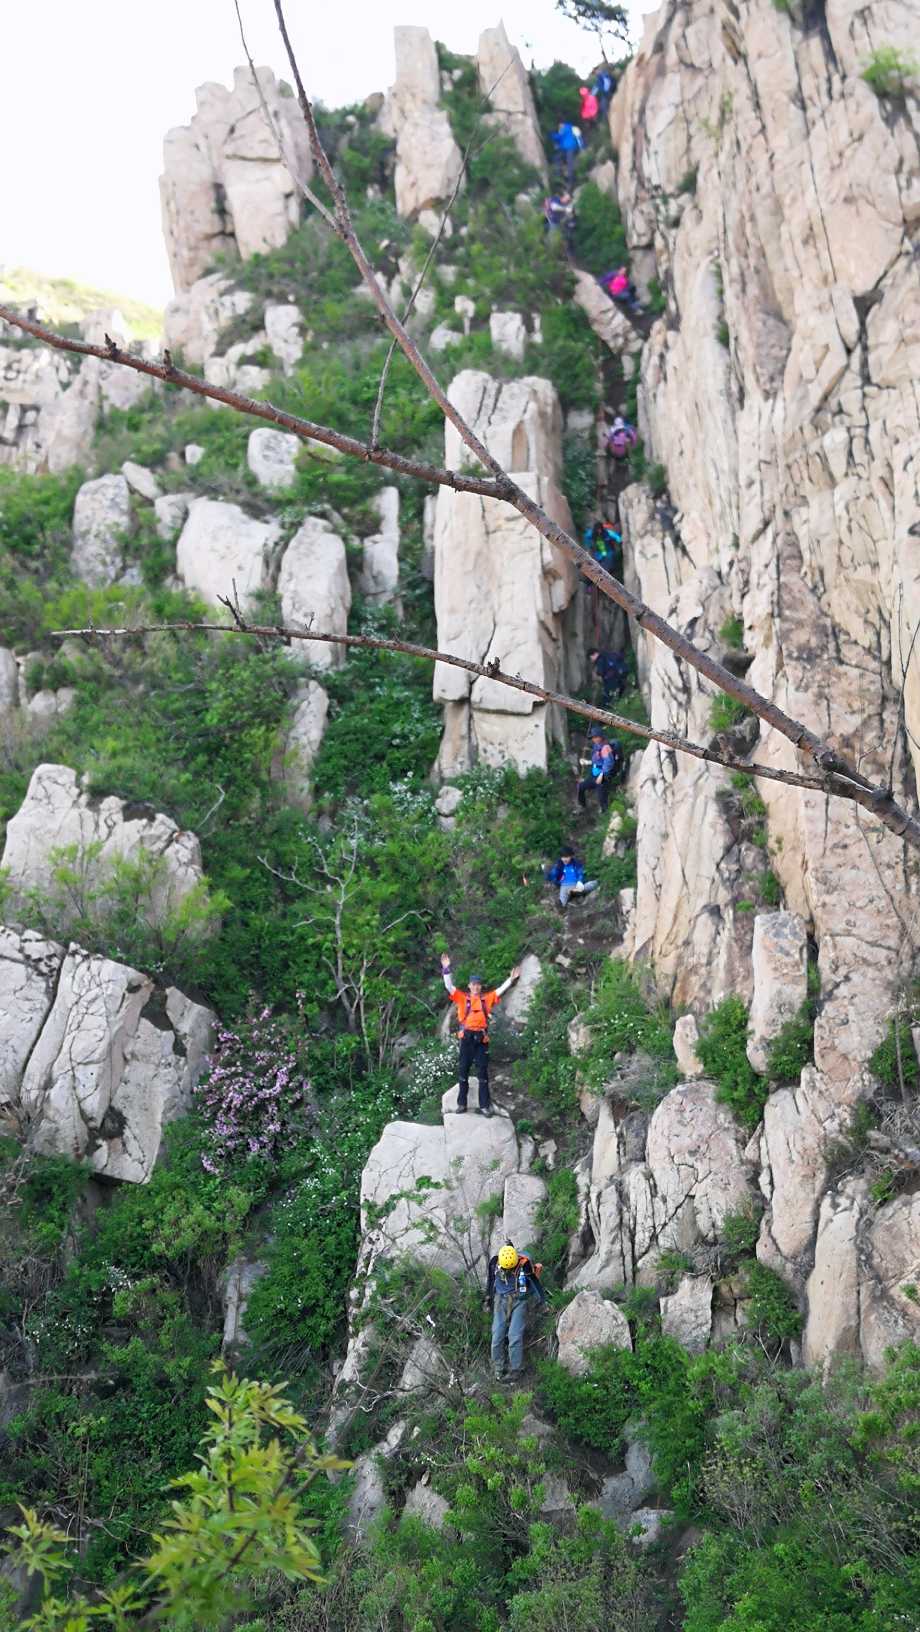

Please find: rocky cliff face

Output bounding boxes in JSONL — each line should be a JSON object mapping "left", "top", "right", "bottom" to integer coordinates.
{"left": 608, "top": 0, "right": 920, "bottom": 1363}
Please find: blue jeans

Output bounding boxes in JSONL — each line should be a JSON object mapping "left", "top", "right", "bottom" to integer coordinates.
{"left": 560, "top": 879, "right": 598, "bottom": 907}
{"left": 491, "top": 1293, "right": 528, "bottom": 1373}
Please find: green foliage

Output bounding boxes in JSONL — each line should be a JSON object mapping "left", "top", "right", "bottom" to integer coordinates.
{"left": 719, "top": 614, "right": 745, "bottom": 649}
{"left": 581, "top": 960, "right": 676, "bottom": 1090}
{"left": 861, "top": 44, "right": 917, "bottom": 98}
{"left": 766, "top": 964, "right": 819, "bottom": 1082}
{"left": 563, "top": 429, "right": 598, "bottom": 535}
{"left": 539, "top": 1334, "right": 708, "bottom": 1495}
{"left": 535, "top": 1167, "right": 581, "bottom": 1275}
{"left": 572, "top": 183, "right": 629, "bottom": 278}
{"left": 514, "top": 967, "right": 579, "bottom": 1119}
{"left": 645, "top": 275, "right": 667, "bottom": 316}
{"left": 313, "top": 642, "right": 443, "bottom": 799}
{"left": 870, "top": 1015, "right": 920, "bottom": 1090}
{"left": 708, "top": 692, "right": 751, "bottom": 732}
{"left": 532, "top": 61, "right": 585, "bottom": 140}
{"left": 647, "top": 462, "right": 668, "bottom": 498}
{"left": 696, "top": 996, "right": 767, "bottom": 1129}
{"left": 18, "top": 1153, "right": 89, "bottom": 1250}
{"left": 715, "top": 321, "right": 730, "bottom": 348}
{"left": 507, "top": 1508, "right": 652, "bottom": 1631}
{"left": 8, "top": 1369, "right": 348, "bottom": 1631}
{"left": 741, "top": 1260, "right": 803, "bottom": 1345}
{"left": 719, "top": 1207, "right": 761, "bottom": 1258}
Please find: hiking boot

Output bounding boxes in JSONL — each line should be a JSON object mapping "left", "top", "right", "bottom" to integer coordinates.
{"left": 453, "top": 1106, "right": 467, "bottom": 1115}
{"left": 508, "top": 1370, "right": 524, "bottom": 1382}
{"left": 481, "top": 1106, "right": 494, "bottom": 1119}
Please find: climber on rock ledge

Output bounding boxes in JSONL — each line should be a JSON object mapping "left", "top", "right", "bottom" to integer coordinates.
{"left": 441, "top": 952, "right": 521, "bottom": 1117}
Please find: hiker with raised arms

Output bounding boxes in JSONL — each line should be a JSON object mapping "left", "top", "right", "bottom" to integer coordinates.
{"left": 441, "top": 952, "right": 521, "bottom": 1118}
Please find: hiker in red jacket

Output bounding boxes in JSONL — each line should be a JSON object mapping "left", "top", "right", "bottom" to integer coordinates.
{"left": 441, "top": 952, "right": 521, "bottom": 1116}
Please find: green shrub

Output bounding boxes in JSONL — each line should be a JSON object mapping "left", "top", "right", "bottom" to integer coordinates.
{"left": 719, "top": 614, "right": 745, "bottom": 649}
{"left": 507, "top": 1509, "right": 652, "bottom": 1631}
{"left": 696, "top": 996, "right": 767, "bottom": 1129}
{"left": 513, "top": 967, "right": 579, "bottom": 1119}
{"left": 720, "top": 1207, "right": 761, "bottom": 1258}
{"left": 535, "top": 1167, "right": 581, "bottom": 1274}
{"left": 716, "top": 321, "right": 730, "bottom": 348}
{"left": 741, "top": 1259, "right": 803, "bottom": 1345}
{"left": 646, "top": 275, "right": 667, "bottom": 316}
{"left": 869, "top": 1016, "right": 919, "bottom": 1090}
{"left": 581, "top": 960, "right": 676, "bottom": 1089}
{"left": 709, "top": 692, "right": 751, "bottom": 732}
{"left": 766, "top": 964, "right": 819, "bottom": 1081}
{"left": 572, "top": 183, "right": 629, "bottom": 278}
{"left": 861, "top": 44, "right": 917, "bottom": 99}
{"left": 647, "top": 462, "right": 668, "bottom": 497}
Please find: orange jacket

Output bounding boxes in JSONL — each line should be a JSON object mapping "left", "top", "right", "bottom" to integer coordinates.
{"left": 450, "top": 988, "right": 501, "bottom": 1033}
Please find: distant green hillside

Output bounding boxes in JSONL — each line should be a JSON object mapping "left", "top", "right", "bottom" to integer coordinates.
{"left": 0, "top": 263, "right": 162, "bottom": 340}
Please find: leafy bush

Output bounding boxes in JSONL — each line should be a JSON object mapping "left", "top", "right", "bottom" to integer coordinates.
{"left": 862, "top": 44, "right": 917, "bottom": 98}
{"left": 572, "top": 183, "right": 629, "bottom": 277}
{"left": 870, "top": 1015, "right": 920, "bottom": 1090}
{"left": 766, "top": 964, "right": 819, "bottom": 1081}
{"left": 582, "top": 960, "right": 676, "bottom": 1089}
{"left": 647, "top": 462, "right": 668, "bottom": 497}
{"left": 646, "top": 275, "right": 667, "bottom": 315}
{"left": 696, "top": 996, "right": 767, "bottom": 1128}
{"left": 514, "top": 967, "right": 579, "bottom": 1119}
{"left": 507, "top": 1509, "right": 653, "bottom": 1631}
{"left": 535, "top": 1167, "right": 581, "bottom": 1274}
{"left": 709, "top": 692, "right": 751, "bottom": 732}
{"left": 741, "top": 1259, "right": 803, "bottom": 1345}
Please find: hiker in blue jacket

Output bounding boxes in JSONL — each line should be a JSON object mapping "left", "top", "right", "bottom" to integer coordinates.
{"left": 577, "top": 727, "right": 622, "bottom": 813}
{"left": 544, "top": 846, "right": 599, "bottom": 907}
{"left": 592, "top": 66, "right": 616, "bottom": 118}
{"left": 551, "top": 120, "right": 584, "bottom": 188}
{"left": 588, "top": 646, "right": 629, "bottom": 704}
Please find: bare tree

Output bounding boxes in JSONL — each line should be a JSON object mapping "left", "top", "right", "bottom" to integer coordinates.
{"left": 1, "top": 0, "right": 918, "bottom": 851}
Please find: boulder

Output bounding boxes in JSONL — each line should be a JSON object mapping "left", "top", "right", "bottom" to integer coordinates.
{"left": 490, "top": 311, "right": 527, "bottom": 362}
{"left": 20, "top": 951, "right": 213, "bottom": 1183}
{"left": 432, "top": 371, "right": 579, "bottom": 775}
{"left": 0, "top": 929, "right": 64, "bottom": 1109}
{"left": 154, "top": 492, "right": 193, "bottom": 539}
{"left": 264, "top": 303, "right": 304, "bottom": 372}
{"left": 802, "top": 1187, "right": 861, "bottom": 1368}
{"left": 673, "top": 1014, "right": 704, "bottom": 1078}
{"left": 163, "top": 276, "right": 253, "bottom": 370}
{"left": 659, "top": 1275, "right": 713, "bottom": 1354}
{"left": 282, "top": 680, "right": 329, "bottom": 813}
{"left": 381, "top": 29, "right": 464, "bottom": 219}
{"left": 175, "top": 497, "right": 281, "bottom": 610}
{"left": 247, "top": 426, "right": 301, "bottom": 491}
{"left": 645, "top": 1080, "right": 755, "bottom": 1253}
{"left": 598, "top": 1434, "right": 655, "bottom": 1522}
{"left": 398, "top": 1337, "right": 446, "bottom": 1393}
{"left": 572, "top": 271, "right": 636, "bottom": 355}
{"left": 160, "top": 67, "right": 313, "bottom": 293}
{"left": 278, "top": 517, "right": 352, "bottom": 669}
{"left": 0, "top": 647, "right": 19, "bottom": 712}
{"left": 556, "top": 1289, "right": 632, "bottom": 1374}
{"left": 70, "top": 473, "right": 131, "bottom": 587}
{"left": 347, "top": 1421, "right": 405, "bottom": 1542}
{"left": 1, "top": 763, "right": 207, "bottom": 933}
{"left": 858, "top": 1190, "right": 920, "bottom": 1371}
{"left": 41, "top": 356, "right": 103, "bottom": 475}
{"left": 746, "top": 913, "right": 809, "bottom": 1074}
{"left": 359, "top": 487, "right": 401, "bottom": 606}
{"left": 476, "top": 23, "right": 548, "bottom": 180}
{"left": 502, "top": 953, "right": 542, "bottom": 1023}
{"left": 434, "top": 784, "right": 462, "bottom": 817}
{"left": 403, "top": 1483, "right": 451, "bottom": 1529}
{"left": 360, "top": 1111, "right": 519, "bottom": 1273}
{"left": 121, "top": 461, "right": 161, "bottom": 502}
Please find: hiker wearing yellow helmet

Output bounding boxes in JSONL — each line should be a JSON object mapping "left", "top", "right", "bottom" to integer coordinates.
{"left": 486, "top": 1240, "right": 546, "bottom": 1381}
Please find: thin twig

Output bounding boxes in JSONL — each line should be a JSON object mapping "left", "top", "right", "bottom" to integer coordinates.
{"left": 47, "top": 613, "right": 909, "bottom": 816}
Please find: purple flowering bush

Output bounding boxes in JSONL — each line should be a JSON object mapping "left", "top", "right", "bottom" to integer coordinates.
{"left": 195, "top": 1005, "right": 314, "bottom": 1176}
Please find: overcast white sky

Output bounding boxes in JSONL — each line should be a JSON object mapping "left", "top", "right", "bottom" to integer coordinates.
{"left": 0, "top": 0, "right": 648, "bottom": 309}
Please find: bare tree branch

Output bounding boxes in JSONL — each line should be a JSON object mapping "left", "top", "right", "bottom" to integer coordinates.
{"left": 47, "top": 614, "right": 920, "bottom": 841}
{"left": 2, "top": 7, "right": 916, "bottom": 855}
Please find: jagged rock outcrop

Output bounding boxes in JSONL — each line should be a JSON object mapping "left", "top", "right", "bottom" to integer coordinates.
{"left": 572, "top": 269, "right": 638, "bottom": 356}
{"left": 282, "top": 680, "right": 329, "bottom": 812}
{"left": 278, "top": 516, "right": 351, "bottom": 669}
{"left": 160, "top": 67, "right": 313, "bottom": 293}
{"left": 556, "top": 1289, "right": 632, "bottom": 1373}
{"left": 1, "top": 763, "right": 207, "bottom": 932}
{"left": 0, "top": 925, "right": 212, "bottom": 1182}
{"left": 359, "top": 487, "right": 401, "bottom": 607}
{"left": 379, "top": 28, "right": 464, "bottom": 219}
{"left": 0, "top": 309, "right": 153, "bottom": 474}
{"left": 70, "top": 473, "right": 132, "bottom": 586}
{"left": 611, "top": 0, "right": 920, "bottom": 1364}
{"left": 247, "top": 427, "right": 300, "bottom": 491}
{"left": 746, "top": 912, "right": 808, "bottom": 1074}
{"left": 432, "top": 370, "right": 581, "bottom": 775}
{"left": 475, "top": 23, "right": 548, "bottom": 181}
{"left": 175, "top": 497, "right": 282, "bottom": 609}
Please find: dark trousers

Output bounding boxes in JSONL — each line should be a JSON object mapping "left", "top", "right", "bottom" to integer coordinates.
{"left": 602, "top": 677, "right": 625, "bottom": 705}
{"left": 458, "top": 1033, "right": 490, "bottom": 1108}
{"left": 554, "top": 149, "right": 576, "bottom": 188}
{"left": 578, "top": 775, "right": 610, "bottom": 813}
